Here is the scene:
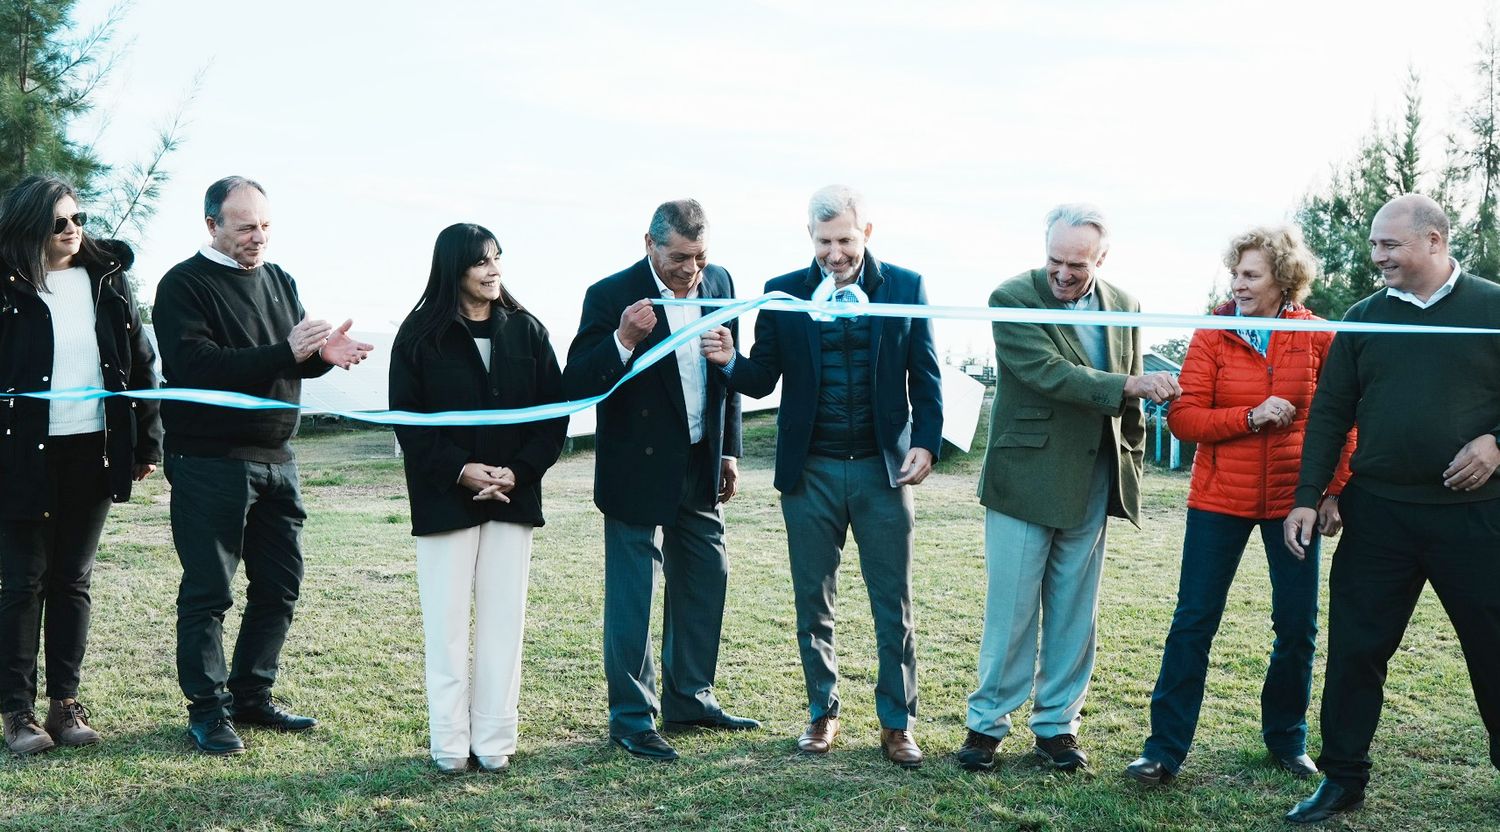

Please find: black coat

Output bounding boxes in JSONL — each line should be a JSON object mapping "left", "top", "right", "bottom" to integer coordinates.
{"left": 727, "top": 254, "right": 942, "bottom": 493}
{"left": 562, "top": 258, "right": 742, "bottom": 526}
{"left": 390, "top": 306, "right": 568, "bottom": 536}
{"left": 0, "top": 240, "right": 163, "bottom": 521}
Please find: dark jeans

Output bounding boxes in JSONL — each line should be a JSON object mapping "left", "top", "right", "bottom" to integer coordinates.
{"left": 1142, "top": 507, "right": 1320, "bottom": 772}
{"left": 1319, "top": 484, "right": 1500, "bottom": 788}
{"left": 0, "top": 433, "right": 111, "bottom": 713}
{"left": 166, "top": 454, "right": 306, "bottom": 722}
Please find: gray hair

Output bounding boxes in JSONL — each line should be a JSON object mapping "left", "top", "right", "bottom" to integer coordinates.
{"left": 647, "top": 199, "right": 708, "bottom": 245}
{"left": 1044, "top": 202, "right": 1109, "bottom": 250}
{"left": 808, "top": 184, "right": 867, "bottom": 228}
{"left": 204, "top": 176, "right": 267, "bottom": 223}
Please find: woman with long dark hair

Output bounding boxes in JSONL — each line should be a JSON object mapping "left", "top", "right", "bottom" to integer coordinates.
{"left": 390, "top": 223, "right": 567, "bottom": 773}
{"left": 0, "top": 175, "right": 161, "bottom": 755}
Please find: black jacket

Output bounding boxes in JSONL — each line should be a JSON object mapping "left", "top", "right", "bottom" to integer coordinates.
{"left": 562, "top": 258, "right": 742, "bottom": 526}
{"left": 0, "top": 240, "right": 163, "bottom": 521}
{"left": 390, "top": 306, "right": 568, "bottom": 536}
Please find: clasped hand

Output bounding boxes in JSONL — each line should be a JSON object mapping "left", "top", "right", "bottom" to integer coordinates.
{"left": 460, "top": 463, "right": 515, "bottom": 503}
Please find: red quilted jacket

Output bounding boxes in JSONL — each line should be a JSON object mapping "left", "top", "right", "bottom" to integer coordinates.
{"left": 1168, "top": 303, "right": 1355, "bottom": 519}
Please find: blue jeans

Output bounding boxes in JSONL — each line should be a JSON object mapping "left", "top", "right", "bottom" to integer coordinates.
{"left": 1142, "top": 508, "right": 1320, "bottom": 773}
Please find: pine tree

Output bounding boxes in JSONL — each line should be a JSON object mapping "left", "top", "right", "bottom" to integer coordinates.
{"left": 1, "top": 1, "right": 194, "bottom": 320}
{"left": 1462, "top": 17, "right": 1500, "bottom": 280}
{"left": 0, "top": 0, "right": 117, "bottom": 195}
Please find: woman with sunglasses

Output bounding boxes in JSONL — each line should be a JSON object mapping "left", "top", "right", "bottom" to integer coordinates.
{"left": 0, "top": 175, "right": 162, "bottom": 755}
{"left": 390, "top": 223, "right": 567, "bottom": 773}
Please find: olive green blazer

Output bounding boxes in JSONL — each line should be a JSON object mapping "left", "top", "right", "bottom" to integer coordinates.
{"left": 977, "top": 269, "right": 1146, "bottom": 529}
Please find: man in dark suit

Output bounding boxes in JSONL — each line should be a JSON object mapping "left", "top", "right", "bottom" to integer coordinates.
{"left": 563, "top": 199, "right": 757, "bottom": 762}
{"left": 702, "top": 184, "right": 943, "bottom": 768}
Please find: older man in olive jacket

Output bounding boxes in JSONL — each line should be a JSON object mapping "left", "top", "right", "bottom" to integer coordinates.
{"left": 957, "top": 204, "right": 1180, "bottom": 774}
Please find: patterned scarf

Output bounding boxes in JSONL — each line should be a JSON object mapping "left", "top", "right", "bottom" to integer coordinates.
{"left": 1234, "top": 305, "right": 1272, "bottom": 355}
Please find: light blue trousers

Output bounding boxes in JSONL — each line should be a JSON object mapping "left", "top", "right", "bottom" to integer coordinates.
{"left": 966, "top": 456, "right": 1110, "bottom": 740}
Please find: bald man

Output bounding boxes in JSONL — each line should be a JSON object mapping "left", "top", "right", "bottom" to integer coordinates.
{"left": 1283, "top": 194, "right": 1500, "bottom": 823}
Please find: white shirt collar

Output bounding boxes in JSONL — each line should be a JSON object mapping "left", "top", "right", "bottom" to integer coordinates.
{"left": 199, "top": 244, "right": 252, "bottom": 270}
{"left": 646, "top": 259, "right": 700, "bottom": 299}
{"left": 1386, "top": 258, "right": 1461, "bottom": 309}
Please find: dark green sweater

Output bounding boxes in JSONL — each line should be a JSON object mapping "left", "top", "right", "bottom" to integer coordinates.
{"left": 1297, "top": 272, "right": 1500, "bottom": 507}
{"left": 152, "top": 253, "right": 331, "bottom": 462}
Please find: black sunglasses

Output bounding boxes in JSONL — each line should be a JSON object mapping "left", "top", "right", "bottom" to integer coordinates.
{"left": 51, "top": 212, "right": 88, "bottom": 235}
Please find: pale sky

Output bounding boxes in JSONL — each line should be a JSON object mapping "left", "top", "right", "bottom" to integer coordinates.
{"left": 73, "top": 0, "right": 1496, "bottom": 360}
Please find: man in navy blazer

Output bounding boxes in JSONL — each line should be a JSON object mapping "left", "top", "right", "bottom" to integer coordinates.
{"left": 563, "top": 199, "right": 756, "bottom": 762}
{"left": 703, "top": 185, "right": 942, "bottom": 767}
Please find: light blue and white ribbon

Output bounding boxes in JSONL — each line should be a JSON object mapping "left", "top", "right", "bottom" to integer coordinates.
{"left": 10, "top": 287, "right": 1497, "bottom": 426}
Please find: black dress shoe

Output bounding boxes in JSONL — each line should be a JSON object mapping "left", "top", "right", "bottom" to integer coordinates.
{"left": 189, "top": 717, "right": 246, "bottom": 755}
{"left": 956, "top": 729, "right": 1001, "bottom": 772}
{"left": 1124, "top": 756, "right": 1175, "bottom": 785}
{"left": 230, "top": 698, "right": 318, "bottom": 732}
{"left": 1286, "top": 779, "right": 1365, "bottom": 824}
{"left": 662, "top": 712, "right": 761, "bottom": 732}
{"left": 1275, "top": 753, "right": 1319, "bottom": 779}
{"left": 611, "top": 729, "right": 678, "bottom": 761}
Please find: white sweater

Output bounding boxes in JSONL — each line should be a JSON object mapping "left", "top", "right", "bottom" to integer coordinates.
{"left": 42, "top": 266, "right": 106, "bottom": 435}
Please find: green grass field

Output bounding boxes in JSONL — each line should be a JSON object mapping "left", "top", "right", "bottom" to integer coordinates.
{"left": 1, "top": 414, "right": 1494, "bottom": 831}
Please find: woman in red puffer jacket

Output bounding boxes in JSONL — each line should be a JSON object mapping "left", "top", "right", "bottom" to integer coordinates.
{"left": 1125, "top": 225, "right": 1355, "bottom": 786}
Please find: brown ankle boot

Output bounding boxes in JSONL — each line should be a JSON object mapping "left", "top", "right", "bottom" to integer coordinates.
{"left": 45, "top": 699, "right": 101, "bottom": 747}
{"left": 3, "top": 709, "right": 56, "bottom": 755}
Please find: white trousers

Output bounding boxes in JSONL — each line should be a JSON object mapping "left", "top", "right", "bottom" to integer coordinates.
{"left": 415, "top": 521, "right": 533, "bottom": 760}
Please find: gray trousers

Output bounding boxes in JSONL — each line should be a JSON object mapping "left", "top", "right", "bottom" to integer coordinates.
{"left": 782, "top": 454, "right": 917, "bottom": 730}
{"left": 602, "top": 447, "right": 728, "bottom": 737}
{"left": 967, "top": 455, "right": 1110, "bottom": 741}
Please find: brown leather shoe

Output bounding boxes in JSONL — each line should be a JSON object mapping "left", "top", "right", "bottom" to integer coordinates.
{"left": 797, "top": 715, "right": 840, "bottom": 753}
{"left": 46, "top": 699, "right": 101, "bottom": 747}
{"left": 880, "top": 727, "right": 923, "bottom": 768}
{"left": 3, "top": 709, "right": 55, "bottom": 756}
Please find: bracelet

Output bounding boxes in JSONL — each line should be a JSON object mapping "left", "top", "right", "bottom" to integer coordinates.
{"left": 1247, "top": 409, "right": 1261, "bottom": 434}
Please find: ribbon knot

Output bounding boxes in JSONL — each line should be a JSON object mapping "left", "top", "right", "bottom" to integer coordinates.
{"left": 807, "top": 275, "right": 869, "bottom": 321}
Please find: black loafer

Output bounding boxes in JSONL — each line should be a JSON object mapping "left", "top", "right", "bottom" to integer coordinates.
{"left": 1124, "top": 756, "right": 1175, "bottom": 785}
{"left": 611, "top": 729, "right": 678, "bottom": 761}
{"left": 662, "top": 712, "right": 761, "bottom": 732}
{"left": 1275, "top": 753, "right": 1319, "bottom": 779}
{"left": 1286, "top": 780, "right": 1365, "bottom": 824}
{"left": 230, "top": 698, "right": 318, "bottom": 732}
{"left": 189, "top": 717, "right": 246, "bottom": 755}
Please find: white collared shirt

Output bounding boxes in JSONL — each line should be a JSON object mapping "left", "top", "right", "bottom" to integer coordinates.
{"left": 1387, "top": 258, "right": 1461, "bottom": 309}
{"left": 613, "top": 264, "right": 708, "bottom": 444}
{"left": 199, "top": 244, "right": 250, "bottom": 270}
